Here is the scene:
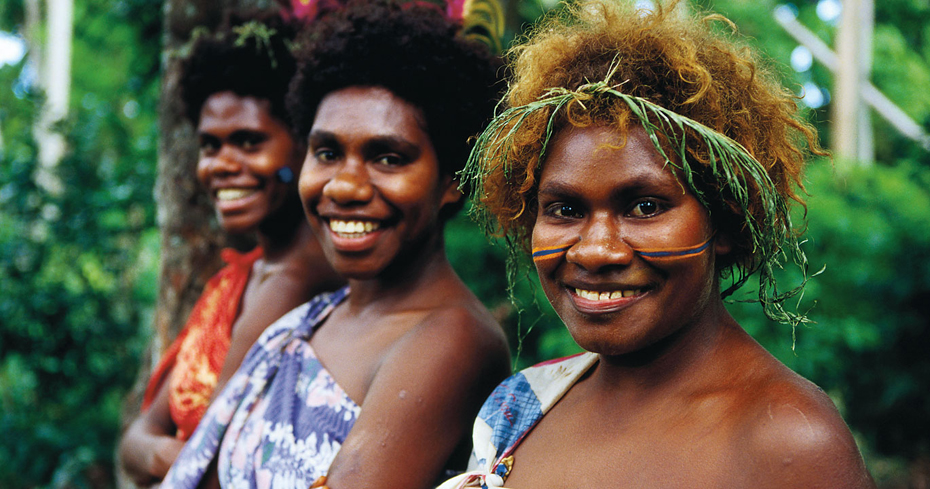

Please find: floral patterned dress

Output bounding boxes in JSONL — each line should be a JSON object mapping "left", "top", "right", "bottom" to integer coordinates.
{"left": 162, "top": 287, "right": 359, "bottom": 489}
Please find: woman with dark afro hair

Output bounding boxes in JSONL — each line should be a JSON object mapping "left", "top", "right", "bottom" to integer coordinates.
{"left": 438, "top": 0, "right": 874, "bottom": 487}
{"left": 162, "top": 1, "right": 511, "bottom": 488}
{"left": 119, "top": 13, "right": 342, "bottom": 486}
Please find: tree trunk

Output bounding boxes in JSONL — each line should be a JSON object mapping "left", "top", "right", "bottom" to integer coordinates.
{"left": 117, "top": 1, "right": 275, "bottom": 487}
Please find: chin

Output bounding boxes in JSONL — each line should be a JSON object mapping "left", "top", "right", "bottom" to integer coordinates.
{"left": 216, "top": 211, "right": 265, "bottom": 235}
{"left": 564, "top": 322, "right": 660, "bottom": 358}
{"left": 219, "top": 223, "right": 254, "bottom": 236}
{"left": 325, "top": 256, "right": 387, "bottom": 281}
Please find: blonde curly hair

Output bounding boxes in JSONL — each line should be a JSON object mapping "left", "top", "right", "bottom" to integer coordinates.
{"left": 464, "top": 0, "right": 826, "bottom": 323}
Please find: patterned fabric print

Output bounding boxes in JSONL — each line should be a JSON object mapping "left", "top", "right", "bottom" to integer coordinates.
{"left": 162, "top": 287, "right": 356, "bottom": 489}
{"left": 142, "top": 247, "right": 263, "bottom": 441}
{"left": 436, "top": 353, "right": 598, "bottom": 489}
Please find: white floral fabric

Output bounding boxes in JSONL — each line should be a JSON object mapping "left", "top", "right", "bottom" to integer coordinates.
{"left": 162, "top": 287, "right": 358, "bottom": 489}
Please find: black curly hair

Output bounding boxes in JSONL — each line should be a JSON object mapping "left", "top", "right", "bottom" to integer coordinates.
{"left": 179, "top": 12, "right": 300, "bottom": 126}
{"left": 287, "top": 0, "right": 503, "bottom": 180}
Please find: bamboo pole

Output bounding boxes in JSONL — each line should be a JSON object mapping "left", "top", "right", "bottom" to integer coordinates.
{"left": 832, "top": 0, "right": 862, "bottom": 167}
{"left": 34, "top": 0, "right": 73, "bottom": 195}
{"left": 773, "top": 6, "right": 930, "bottom": 153}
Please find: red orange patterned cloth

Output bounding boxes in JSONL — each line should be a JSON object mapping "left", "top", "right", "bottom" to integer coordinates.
{"left": 141, "top": 247, "right": 263, "bottom": 440}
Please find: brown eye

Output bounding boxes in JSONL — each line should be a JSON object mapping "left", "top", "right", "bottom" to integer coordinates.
{"left": 230, "top": 131, "right": 267, "bottom": 151}
{"left": 546, "top": 203, "right": 583, "bottom": 219}
{"left": 375, "top": 154, "right": 406, "bottom": 166}
{"left": 240, "top": 135, "right": 263, "bottom": 151}
{"left": 314, "top": 149, "right": 337, "bottom": 162}
{"left": 629, "top": 199, "right": 660, "bottom": 217}
{"left": 199, "top": 137, "right": 220, "bottom": 156}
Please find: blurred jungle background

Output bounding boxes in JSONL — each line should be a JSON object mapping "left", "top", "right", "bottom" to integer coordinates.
{"left": 1, "top": 0, "right": 929, "bottom": 487}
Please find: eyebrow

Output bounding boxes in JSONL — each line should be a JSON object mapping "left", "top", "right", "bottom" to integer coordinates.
{"left": 197, "top": 128, "right": 267, "bottom": 139}
{"left": 308, "top": 130, "right": 422, "bottom": 159}
{"left": 537, "top": 172, "right": 683, "bottom": 200}
{"left": 307, "top": 130, "right": 338, "bottom": 147}
{"left": 537, "top": 180, "right": 583, "bottom": 199}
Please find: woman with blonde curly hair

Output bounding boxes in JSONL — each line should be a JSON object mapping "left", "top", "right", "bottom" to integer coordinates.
{"left": 439, "top": 0, "right": 875, "bottom": 487}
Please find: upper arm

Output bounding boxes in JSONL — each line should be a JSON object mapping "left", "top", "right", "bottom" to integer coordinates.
{"left": 324, "top": 309, "right": 510, "bottom": 489}
{"left": 212, "top": 275, "right": 311, "bottom": 400}
{"left": 739, "top": 392, "right": 875, "bottom": 488}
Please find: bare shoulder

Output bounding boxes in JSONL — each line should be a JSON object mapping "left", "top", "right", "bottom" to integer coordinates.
{"left": 233, "top": 266, "right": 313, "bottom": 338}
{"left": 398, "top": 300, "right": 510, "bottom": 377}
{"left": 734, "top": 364, "right": 875, "bottom": 488}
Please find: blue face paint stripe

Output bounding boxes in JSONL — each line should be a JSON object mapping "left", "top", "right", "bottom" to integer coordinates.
{"left": 636, "top": 239, "right": 712, "bottom": 258}
{"left": 531, "top": 245, "right": 572, "bottom": 260}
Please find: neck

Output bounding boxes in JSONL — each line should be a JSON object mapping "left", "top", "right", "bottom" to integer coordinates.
{"left": 255, "top": 218, "right": 315, "bottom": 264}
{"left": 591, "top": 294, "right": 737, "bottom": 399}
{"left": 255, "top": 191, "right": 308, "bottom": 263}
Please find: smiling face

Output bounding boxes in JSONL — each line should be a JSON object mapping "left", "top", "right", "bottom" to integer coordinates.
{"left": 532, "top": 125, "right": 730, "bottom": 356}
{"left": 196, "top": 91, "right": 301, "bottom": 235}
{"left": 298, "top": 86, "right": 461, "bottom": 280}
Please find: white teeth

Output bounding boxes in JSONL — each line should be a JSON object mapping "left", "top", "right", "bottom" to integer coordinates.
{"left": 575, "top": 288, "right": 641, "bottom": 301}
{"left": 330, "top": 219, "right": 380, "bottom": 237}
{"left": 216, "top": 188, "right": 256, "bottom": 201}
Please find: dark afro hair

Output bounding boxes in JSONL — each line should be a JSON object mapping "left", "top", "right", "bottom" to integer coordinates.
{"left": 287, "top": 0, "right": 503, "bottom": 178}
{"left": 179, "top": 12, "right": 300, "bottom": 126}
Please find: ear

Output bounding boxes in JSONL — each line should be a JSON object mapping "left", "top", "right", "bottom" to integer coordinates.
{"left": 439, "top": 175, "right": 464, "bottom": 208}
{"left": 714, "top": 232, "right": 733, "bottom": 256}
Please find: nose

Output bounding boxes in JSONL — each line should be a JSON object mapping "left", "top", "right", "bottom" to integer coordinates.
{"left": 322, "top": 160, "right": 374, "bottom": 205}
{"left": 199, "top": 145, "right": 243, "bottom": 178}
{"left": 565, "top": 213, "right": 635, "bottom": 272}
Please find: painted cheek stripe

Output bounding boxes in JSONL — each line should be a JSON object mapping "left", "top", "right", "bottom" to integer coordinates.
{"left": 531, "top": 244, "right": 573, "bottom": 262}
{"left": 532, "top": 237, "right": 714, "bottom": 264}
{"left": 634, "top": 237, "right": 714, "bottom": 261}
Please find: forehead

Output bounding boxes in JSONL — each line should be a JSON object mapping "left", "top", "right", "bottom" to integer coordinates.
{"left": 198, "top": 91, "right": 277, "bottom": 132}
{"left": 311, "top": 86, "right": 428, "bottom": 142}
{"left": 539, "top": 124, "right": 678, "bottom": 193}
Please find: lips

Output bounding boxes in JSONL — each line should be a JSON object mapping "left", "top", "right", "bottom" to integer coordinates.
{"left": 565, "top": 283, "right": 650, "bottom": 315}
{"left": 319, "top": 217, "right": 388, "bottom": 253}
{"left": 574, "top": 288, "right": 643, "bottom": 301}
{"left": 212, "top": 187, "right": 263, "bottom": 217}
{"left": 215, "top": 187, "right": 257, "bottom": 201}
{"left": 329, "top": 218, "right": 381, "bottom": 238}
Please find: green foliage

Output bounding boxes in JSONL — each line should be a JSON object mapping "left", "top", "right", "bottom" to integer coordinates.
{"left": 720, "top": 161, "right": 930, "bottom": 482}
{"left": 797, "top": 161, "right": 930, "bottom": 458}
{"left": 0, "top": 1, "right": 161, "bottom": 487}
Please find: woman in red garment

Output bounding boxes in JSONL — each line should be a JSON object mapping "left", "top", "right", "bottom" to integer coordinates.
{"left": 118, "top": 15, "right": 342, "bottom": 485}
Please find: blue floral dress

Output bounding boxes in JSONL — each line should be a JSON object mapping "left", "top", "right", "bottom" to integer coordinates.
{"left": 162, "top": 287, "right": 359, "bottom": 489}
{"left": 436, "top": 352, "right": 598, "bottom": 489}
